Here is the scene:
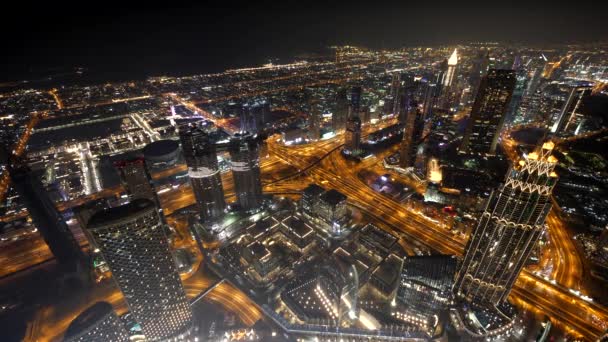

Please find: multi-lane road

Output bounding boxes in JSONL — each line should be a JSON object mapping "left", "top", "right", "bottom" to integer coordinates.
{"left": 8, "top": 120, "right": 608, "bottom": 340}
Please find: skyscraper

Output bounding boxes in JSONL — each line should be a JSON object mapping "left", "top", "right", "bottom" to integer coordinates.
{"left": 349, "top": 86, "right": 362, "bottom": 119}
{"left": 240, "top": 99, "right": 271, "bottom": 134}
{"left": 344, "top": 116, "right": 362, "bottom": 155}
{"left": 460, "top": 69, "right": 516, "bottom": 155}
{"left": 399, "top": 94, "right": 424, "bottom": 169}
{"left": 308, "top": 98, "right": 321, "bottom": 141}
{"left": 390, "top": 72, "right": 402, "bottom": 117}
{"left": 444, "top": 49, "right": 458, "bottom": 88}
{"left": 454, "top": 141, "right": 558, "bottom": 305}
{"left": 333, "top": 88, "right": 349, "bottom": 132}
{"left": 113, "top": 157, "right": 158, "bottom": 204}
{"left": 550, "top": 85, "right": 592, "bottom": 135}
{"left": 468, "top": 50, "right": 490, "bottom": 101}
{"left": 63, "top": 301, "right": 130, "bottom": 342}
{"left": 436, "top": 49, "right": 458, "bottom": 110}
{"left": 179, "top": 123, "right": 226, "bottom": 222}
{"left": 8, "top": 162, "right": 84, "bottom": 269}
{"left": 229, "top": 134, "right": 263, "bottom": 211}
{"left": 87, "top": 199, "right": 194, "bottom": 341}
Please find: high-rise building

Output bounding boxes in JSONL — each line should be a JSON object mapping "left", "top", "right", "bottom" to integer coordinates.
{"left": 113, "top": 157, "right": 158, "bottom": 204}
{"left": 8, "top": 162, "right": 84, "bottom": 269}
{"left": 240, "top": 99, "right": 271, "bottom": 133}
{"left": 333, "top": 88, "right": 349, "bottom": 131}
{"left": 87, "top": 199, "right": 194, "bottom": 341}
{"left": 390, "top": 72, "right": 402, "bottom": 117}
{"left": 550, "top": 85, "right": 592, "bottom": 135}
{"left": 454, "top": 141, "right": 558, "bottom": 305}
{"left": 436, "top": 49, "right": 459, "bottom": 111}
{"left": 349, "top": 86, "right": 362, "bottom": 119}
{"left": 468, "top": 50, "right": 490, "bottom": 100}
{"left": 179, "top": 123, "right": 226, "bottom": 222}
{"left": 308, "top": 98, "right": 321, "bottom": 141}
{"left": 63, "top": 301, "right": 130, "bottom": 342}
{"left": 229, "top": 134, "right": 263, "bottom": 211}
{"left": 399, "top": 97, "right": 424, "bottom": 169}
{"left": 444, "top": 49, "right": 458, "bottom": 88}
{"left": 460, "top": 69, "right": 516, "bottom": 155}
{"left": 344, "top": 116, "right": 362, "bottom": 155}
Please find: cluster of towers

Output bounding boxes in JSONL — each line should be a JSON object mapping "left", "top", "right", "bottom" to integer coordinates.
{"left": 178, "top": 123, "right": 264, "bottom": 222}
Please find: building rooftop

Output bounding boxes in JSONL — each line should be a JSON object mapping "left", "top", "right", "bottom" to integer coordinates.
{"left": 320, "top": 189, "right": 347, "bottom": 206}
{"left": 64, "top": 301, "right": 117, "bottom": 340}
{"left": 302, "top": 183, "right": 325, "bottom": 198}
{"left": 88, "top": 198, "right": 156, "bottom": 230}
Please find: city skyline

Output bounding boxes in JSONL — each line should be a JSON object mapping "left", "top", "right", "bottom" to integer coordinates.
{"left": 0, "top": 9, "right": 607, "bottom": 341}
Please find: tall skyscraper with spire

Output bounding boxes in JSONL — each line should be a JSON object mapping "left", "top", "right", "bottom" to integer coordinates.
{"left": 179, "top": 123, "right": 226, "bottom": 223}
{"left": 454, "top": 141, "right": 558, "bottom": 305}
{"left": 444, "top": 48, "right": 458, "bottom": 88}
{"left": 88, "top": 199, "right": 194, "bottom": 341}
{"left": 460, "top": 69, "right": 516, "bottom": 155}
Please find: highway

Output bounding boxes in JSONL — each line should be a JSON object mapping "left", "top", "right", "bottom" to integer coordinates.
{"left": 12, "top": 120, "right": 608, "bottom": 340}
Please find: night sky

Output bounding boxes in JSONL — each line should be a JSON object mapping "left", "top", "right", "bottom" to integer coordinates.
{"left": 2, "top": 0, "right": 607, "bottom": 82}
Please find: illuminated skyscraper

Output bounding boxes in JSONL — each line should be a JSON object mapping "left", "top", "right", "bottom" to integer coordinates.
{"left": 460, "top": 69, "right": 516, "bottom": 155}
{"left": 63, "top": 301, "right": 130, "bottom": 342}
{"left": 229, "top": 133, "right": 263, "bottom": 211}
{"left": 444, "top": 49, "right": 458, "bottom": 88}
{"left": 454, "top": 141, "right": 558, "bottom": 305}
{"left": 88, "top": 199, "right": 194, "bottom": 341}
{"left": 179, "top": 124, "right": 226, "bottom": 222}
{"left": 551, "top": 85, "right": 592, "bottom": 135}
{"left": 8, "top": 162, "right": 84, "bottom": 270}
{"left": 436, "top": 49, "right": 458, "bottom": 110}
{"left": 344, "top": 116, "right": 362, "bottom": 155}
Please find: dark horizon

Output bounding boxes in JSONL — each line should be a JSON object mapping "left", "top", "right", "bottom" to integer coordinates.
{"left": 2, "top": 0, "right": 608, "bottom": 83}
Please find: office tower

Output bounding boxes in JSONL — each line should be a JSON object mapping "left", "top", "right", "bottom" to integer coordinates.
{"left": 88, "top": 199, "right": 194, "bottom": 341}
{"left": 63, "top": 301, "right": 130, "bottom": 342}
{"left": 113, "top": 157, "right": 158, "bottom": 204}
{"left": 344, "top": 116, "right": 362, "bottom": 155}
{"left": 333, "top": 88, "right": 349, "bottom": 131}
{"left": 550, "top": 85, "right": 592, "bottom": 135}
{"left": 399, "top": 98, "right": 424, "bottom": 168}
{"left": 469, "top": 50, "right": 490, "bottom": 99}
{"left": 349, "top": 86, "right": 362, "bottom": 119}
{"left": 308, "top": 98, "right": 321, "bottom": 140}
{"left": 179, "top": 124, "right": 226, "bottom": 222}
{"left": 229, "top": 134, "right": 263, "bottom": 211}
{"left": 395, "top": 255, "right": 456, "bottom": 321}
{"left": 454, "top": 141, "right": 558, "bottom": 305}
{"left": 8, "top": 162, "right": 84, "bottom": 269}
{"left": 460, "top": 69, "right": 516, "bottom": 155}
{"left": 390, "top": 72, "right": 402, "bottom": 116}
{"left": 504, "top": 70, "right": 528, "bottom": 125}
{"left": 240, "top": 99, "right": 271, "bottom": 133}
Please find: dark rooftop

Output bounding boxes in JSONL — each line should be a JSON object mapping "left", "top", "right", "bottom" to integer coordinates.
{"left": 319, "top": 189, "right": 347, "bottom": 206}
{"left": 64, "top": 301, "right": 116, "bottom": 340}
{"left": 88, "top": 198, "right": 156, "bottom": 229}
